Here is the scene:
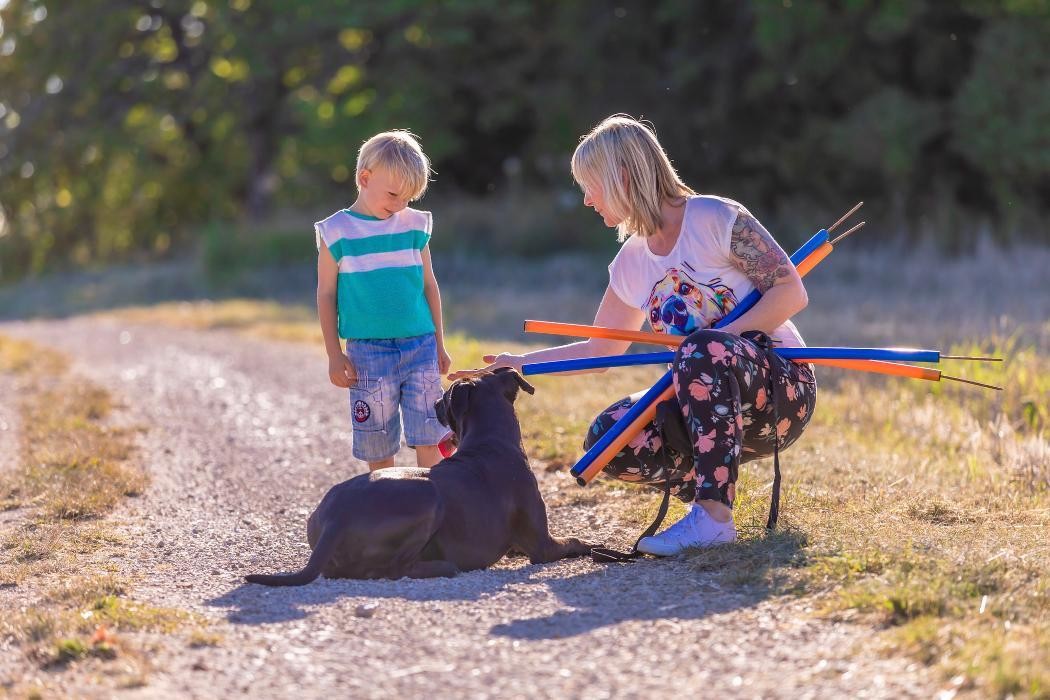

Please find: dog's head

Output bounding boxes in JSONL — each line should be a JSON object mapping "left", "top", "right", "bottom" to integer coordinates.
{"left": 434, "top": 368, "right": 535, "bottom": 439}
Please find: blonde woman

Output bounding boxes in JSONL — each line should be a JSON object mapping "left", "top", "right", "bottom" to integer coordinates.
{"left": 450, "top": 115, "right": 816, "bottom": 556}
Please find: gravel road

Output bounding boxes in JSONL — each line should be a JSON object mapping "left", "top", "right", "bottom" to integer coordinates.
{"left": 1, "top": 317, "right": 949, "bottom": 699}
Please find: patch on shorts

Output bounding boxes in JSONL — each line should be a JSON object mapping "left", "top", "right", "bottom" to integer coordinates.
{"left": 353, "top": 400, "right": 371, "bottom": 423}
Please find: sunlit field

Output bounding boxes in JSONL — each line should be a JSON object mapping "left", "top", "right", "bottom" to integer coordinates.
{"left": 70, "top": 242, "right": 1048, "bottom": 696}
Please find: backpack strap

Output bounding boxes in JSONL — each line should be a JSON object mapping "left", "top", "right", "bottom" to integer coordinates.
{"left": 741, "top": 330, "right": 783, "bottom": 530}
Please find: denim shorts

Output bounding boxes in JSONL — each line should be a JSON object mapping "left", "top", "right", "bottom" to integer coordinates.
{"left": 345, "top": 333, "right": 448, "bottom": 462}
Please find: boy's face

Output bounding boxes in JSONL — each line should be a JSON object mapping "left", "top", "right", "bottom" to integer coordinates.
{"left": 358, "top": 166, "right": 412, "bottom": 219}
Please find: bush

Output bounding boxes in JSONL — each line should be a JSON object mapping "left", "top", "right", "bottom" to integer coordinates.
{"left": 200, "top": 222, "right": 318, "bottom": 284}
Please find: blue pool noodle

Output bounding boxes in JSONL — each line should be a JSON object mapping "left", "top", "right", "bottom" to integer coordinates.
{"left": 526, "top": 347, "right": 940, "bottom": 375}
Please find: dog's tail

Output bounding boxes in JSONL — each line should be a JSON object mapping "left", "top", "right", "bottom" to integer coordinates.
{"left": 244, "top": 526, "right": 340, "bottom": 587}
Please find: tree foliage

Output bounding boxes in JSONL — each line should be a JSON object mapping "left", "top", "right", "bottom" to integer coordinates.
{"left": 0, "top": 0, "right": 1048, "bottom": 278}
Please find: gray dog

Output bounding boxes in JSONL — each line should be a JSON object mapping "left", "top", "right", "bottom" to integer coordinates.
{"left": 245, "top": 368, "right": 596, "bottom": 585}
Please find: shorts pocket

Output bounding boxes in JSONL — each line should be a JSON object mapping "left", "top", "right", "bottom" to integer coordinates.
{"left": 349, "top": 377, "right": 386, "bottom": 432}
{"left": 423, "top": 375, "right": 443, "bottom": 419}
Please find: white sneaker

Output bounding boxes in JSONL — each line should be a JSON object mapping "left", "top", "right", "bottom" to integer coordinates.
{"left": 636, "top": 504, "right": 736, "bottom": 556}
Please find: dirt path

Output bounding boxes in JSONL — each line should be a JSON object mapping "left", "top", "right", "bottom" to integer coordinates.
{"left": 1, "top": 317, "right": 948, "bottom": 699}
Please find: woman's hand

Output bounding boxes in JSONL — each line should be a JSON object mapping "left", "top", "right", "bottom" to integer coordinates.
{"left": 447, "top": 352, "right": 524, "bottom": 381}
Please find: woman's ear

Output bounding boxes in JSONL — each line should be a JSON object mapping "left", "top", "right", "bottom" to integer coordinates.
{"left": 620, "top": 165, "right": 630, "bottom": 191}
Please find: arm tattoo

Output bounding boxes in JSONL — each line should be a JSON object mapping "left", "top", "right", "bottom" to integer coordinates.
{"left": 729, "top": 208, "right": 791, "bottom": 293}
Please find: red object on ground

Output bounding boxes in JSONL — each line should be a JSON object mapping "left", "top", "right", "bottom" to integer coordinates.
{"left": 438, "top": 434, "right": 457, "bottom": 458}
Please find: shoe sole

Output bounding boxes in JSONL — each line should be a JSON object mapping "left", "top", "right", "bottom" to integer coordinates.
{"left": 637, "top": 531, "right": 737, "bottom": 557}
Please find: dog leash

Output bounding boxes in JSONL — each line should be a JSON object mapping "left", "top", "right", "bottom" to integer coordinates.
{"left": 590, "top": 466, "right": 674, "bottom": 563}
{"left": 590, "top": 331, "right": 784, "bottom": 564}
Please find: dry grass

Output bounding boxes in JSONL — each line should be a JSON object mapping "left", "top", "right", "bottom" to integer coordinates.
{"left": 2, "top": 522, "right": 128, "bottom": 585}
{"left": 0, "top": 572, "right": 196, "bottom": 686}
{"left": 0, "top": 336, "right": 147, "bottom": 521}
{"left": 187, "top": 629, "right": 224, "bottom": 648}
{"left": 104, "top": 299, "right": 318, "bottom": 343}
{"left": 694, "top": 335, "right": 1049, "bottom": 697}
{"left": 103, "top": 290, "right": 1050, "bottom": 697}
{"left": 0, "top": 335, "right": 202, "bottom": 686}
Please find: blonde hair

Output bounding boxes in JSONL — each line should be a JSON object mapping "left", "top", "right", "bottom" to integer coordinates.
{"left": 571, "top": 115, "right": 695, "bottom": 241}
{"left": 356, "top": 130, "right": 432, "bottom": 201}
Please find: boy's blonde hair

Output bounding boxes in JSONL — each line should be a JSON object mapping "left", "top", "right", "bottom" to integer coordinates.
{"left": 356, "top": 130, "right": 432, "bottom": 201}
{"left": 571, "top": 115, "right": 695, "bottom": 241}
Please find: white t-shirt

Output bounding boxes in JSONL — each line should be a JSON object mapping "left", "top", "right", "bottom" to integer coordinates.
{"left": 608, "top": 194, "right": 805, "bottom": 348}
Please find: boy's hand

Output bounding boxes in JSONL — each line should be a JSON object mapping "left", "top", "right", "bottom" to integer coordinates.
{"left": 437, "top": 345, "right": 453, "bottom": 375}
{"left": 328, "top": 355, "right": 356, "bottom": 388}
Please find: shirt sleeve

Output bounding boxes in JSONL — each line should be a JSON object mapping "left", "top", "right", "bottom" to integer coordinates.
{"left": 607, "top": 243, "right": 639, "bottom": 308}
{"left": 678, "top": 195, "right": 740, "bottom": 269}
{"left": 712, "top": 198, "right": 742, "bottom": 265}
{"left": 420, "top": 210, "right": 433, "bottom": 247}
{"left": 314, "top": 218, "right": 334, "bottom": 253}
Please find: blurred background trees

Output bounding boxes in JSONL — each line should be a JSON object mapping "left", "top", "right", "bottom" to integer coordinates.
{"left": 1, "top": 0, "right": 1048, "bottom": 280}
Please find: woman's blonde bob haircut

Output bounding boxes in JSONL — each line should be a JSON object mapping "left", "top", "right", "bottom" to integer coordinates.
{"left": 571, "top": 115, "right": 695, "bottom": 241}
{"left": 356, "top": 130, "right": 432, "bottom": 201}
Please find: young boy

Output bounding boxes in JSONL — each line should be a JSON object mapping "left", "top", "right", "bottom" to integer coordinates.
{"left": 315, "top": 130, "right": 453, "bottom": 471}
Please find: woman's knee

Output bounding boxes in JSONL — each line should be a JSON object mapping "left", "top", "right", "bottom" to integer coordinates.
{"left": 676, "top": 329, "right": 734, "bottom": 358}
{"left": 674, "top": 329, "right": 735, "bottom": 368}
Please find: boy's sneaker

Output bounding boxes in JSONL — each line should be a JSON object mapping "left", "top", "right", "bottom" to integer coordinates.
{"left": 636, "top": 504, "right": 736, "bottom": 556}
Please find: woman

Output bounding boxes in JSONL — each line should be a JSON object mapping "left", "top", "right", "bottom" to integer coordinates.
{"left": 450, "top": 115, "right": 816, "bottom": 556}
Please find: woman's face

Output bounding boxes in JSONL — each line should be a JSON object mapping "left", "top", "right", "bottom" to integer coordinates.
{"left": 582, "top": 182, "right": 621, "bottom": 228}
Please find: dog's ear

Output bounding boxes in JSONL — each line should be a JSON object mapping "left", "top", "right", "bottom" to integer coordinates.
{"left": 494, "top": 367, "right": 535, "bottom": 401}
{"left": 438, "top": 380, "right": 473, "bottom": 435}
{"left": 513, "top": 371, "right": 535, "bottom": 396}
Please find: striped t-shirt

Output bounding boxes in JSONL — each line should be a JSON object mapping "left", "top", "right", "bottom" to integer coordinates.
{"left": 315, "top": 207, "right": 436, "bottom": 340}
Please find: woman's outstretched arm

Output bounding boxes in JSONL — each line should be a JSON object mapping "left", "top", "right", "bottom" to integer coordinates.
{"left": 447, "top": 286, "right": 646, "bottom": 379}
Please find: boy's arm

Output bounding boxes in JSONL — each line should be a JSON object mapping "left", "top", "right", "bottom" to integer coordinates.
{"left": 421, "top": 244, "right": 452, "bottom": 374}
{"left": 317, "top": 247, "right": 355, "bottom": 388}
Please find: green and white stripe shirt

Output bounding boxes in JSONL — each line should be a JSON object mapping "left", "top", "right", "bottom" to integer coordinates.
{"left": 315, "top": 207, "right": 435, "bottom": 340}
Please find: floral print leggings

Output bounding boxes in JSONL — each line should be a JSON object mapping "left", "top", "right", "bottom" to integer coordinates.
{"left": 585, "top": 329, "right": 817, "bottom": 507}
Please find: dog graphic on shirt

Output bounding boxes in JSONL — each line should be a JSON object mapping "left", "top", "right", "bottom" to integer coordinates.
{"left": 645, "top": 268, "right": 738, "bottom": 336}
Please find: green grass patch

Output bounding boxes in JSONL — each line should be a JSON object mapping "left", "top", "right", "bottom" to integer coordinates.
{"left": 1, "top": 574, "right": 197, "bottom": 671}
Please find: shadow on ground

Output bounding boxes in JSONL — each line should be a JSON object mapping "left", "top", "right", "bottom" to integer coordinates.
{"left": 207, "top": 530, "right": 802, "bottom": 638}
